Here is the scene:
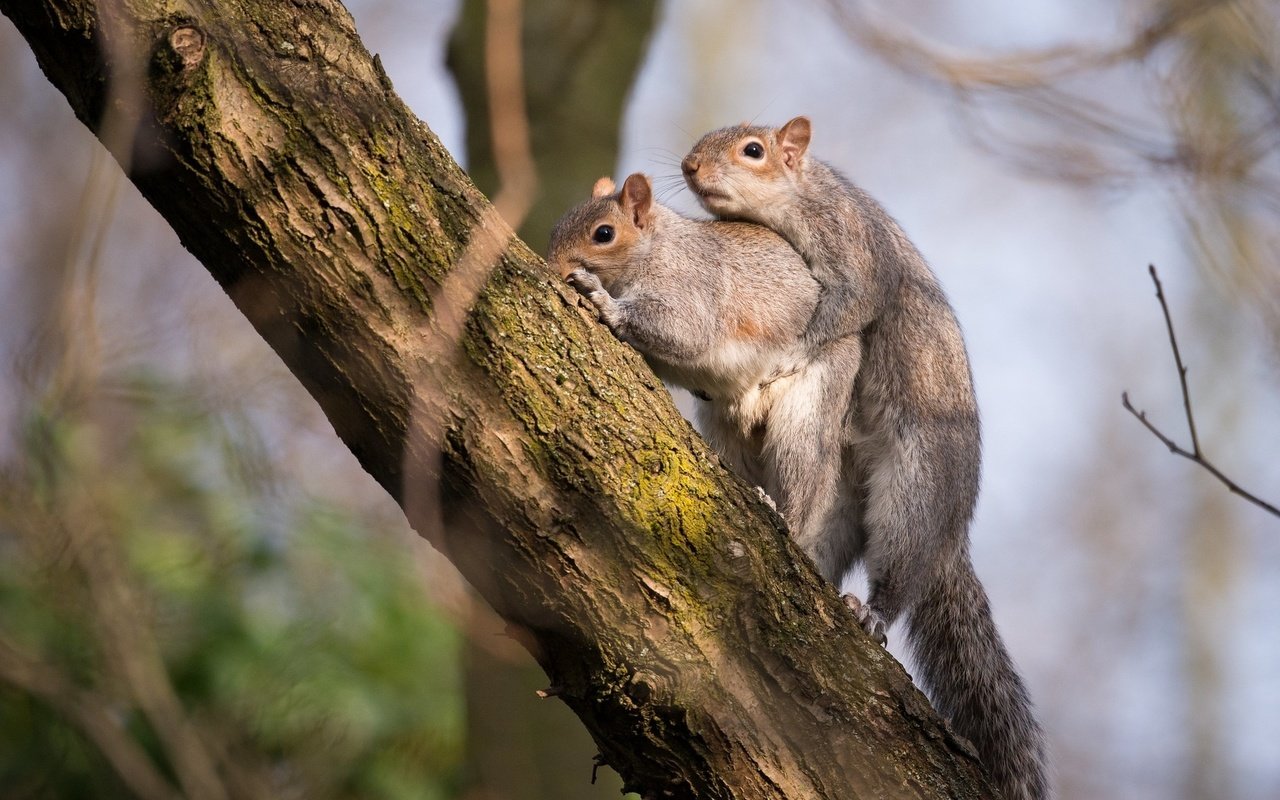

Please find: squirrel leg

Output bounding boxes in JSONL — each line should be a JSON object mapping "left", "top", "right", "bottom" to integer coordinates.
{"left": 692, "top": 400, "right": 767, "bottom": 488}
{"left": 754, "top": 486, "right": 778, "bottom": 513}
{"left": 860, "top": 417, "right": 978, "bottom": 639}
{"left": 762, "top": 336, "right": 862, "bottom": 585}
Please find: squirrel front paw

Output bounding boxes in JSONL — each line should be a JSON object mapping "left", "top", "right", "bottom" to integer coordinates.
{"left": 567, "top": 268, "right": 623, "bottom": 333}
{"left": 567, "top": 268, "right": 604, "bottom": 302}
{"left": 760, "top": 354, "right": 809, "bottom": 388}
{"left": 843, "top": 594, "right": 888, "bottom": 647}
{"left": 566, "top": 267, "right": 600, "bottom": 293}
{"left": 568, "top": 268, "right": 611, "bottom": 312}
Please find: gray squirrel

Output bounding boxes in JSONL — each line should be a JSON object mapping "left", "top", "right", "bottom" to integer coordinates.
{"left": 682, "top": 116, "right": 1047, "bottom": 800}
{"left": 546, "top": 174, "right": 857, "bottom": 528}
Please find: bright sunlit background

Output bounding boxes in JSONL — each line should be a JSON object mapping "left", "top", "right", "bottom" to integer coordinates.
{"left": 1, "top": 1, "right": 1277, "bottom": 799}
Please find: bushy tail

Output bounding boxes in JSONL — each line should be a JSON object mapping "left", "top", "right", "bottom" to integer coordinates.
{"left": 908, "top": 556, "right": 1047, "bottom": 800}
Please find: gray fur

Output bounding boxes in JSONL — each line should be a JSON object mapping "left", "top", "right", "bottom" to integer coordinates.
{"left": 547, "top": 179, "right": 855, "bottom": 550}
{"left": 684, "top": 123, "right": 1048, "bottom": 800}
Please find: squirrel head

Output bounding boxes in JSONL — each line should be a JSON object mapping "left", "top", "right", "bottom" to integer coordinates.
{"left": 547, "top": 173, "right": 656, "bottom": 286}
{"left": 681, "top": 116, "right": 810, "bottom": 222}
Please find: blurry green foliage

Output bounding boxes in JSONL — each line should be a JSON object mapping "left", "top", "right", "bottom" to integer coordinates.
{"left": 0, "top": 375, "right": 464, "bottom": 799}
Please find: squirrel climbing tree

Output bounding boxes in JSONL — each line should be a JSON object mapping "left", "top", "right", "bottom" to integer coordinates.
{"left": 1, "top": 1, "right": 998, "bottom": 797}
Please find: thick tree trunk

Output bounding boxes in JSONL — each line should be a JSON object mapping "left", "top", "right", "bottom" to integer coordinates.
{"left": 1, "top": 2, "right": 997, "bottom": 798}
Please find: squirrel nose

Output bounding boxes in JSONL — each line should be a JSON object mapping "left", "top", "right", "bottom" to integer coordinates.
{"left": 681, "top": 155, "right": 699, "bottom": 177}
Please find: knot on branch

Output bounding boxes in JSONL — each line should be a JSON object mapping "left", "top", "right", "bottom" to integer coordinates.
{"left": 627, "top": 669, "right": 662, "bottom": 703}
{"left": 149, "top": 20, "right": 206, "bottom": 84}
{"left": 169, "top": 25, "right": 206, "bottom": 69}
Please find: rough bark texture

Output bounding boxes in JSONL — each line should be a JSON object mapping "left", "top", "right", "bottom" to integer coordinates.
{"left": 1, "top": 2, "right": 998, "bottom": 798}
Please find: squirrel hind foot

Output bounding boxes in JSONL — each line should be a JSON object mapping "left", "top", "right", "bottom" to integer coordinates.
{"left": 843, "top": 593, "right": 888, "bottom": 646}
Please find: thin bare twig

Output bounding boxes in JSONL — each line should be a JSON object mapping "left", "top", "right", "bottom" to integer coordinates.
{"left": 1145, "top": 264, "right": 1202, "bottom": 455}
{"left": 1122, "top": 264, "right": 1279, "bottom": 519}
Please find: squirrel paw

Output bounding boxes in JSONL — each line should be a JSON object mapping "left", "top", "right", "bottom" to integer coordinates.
{"left": 760, "top": 358, "right": 807, "bottom": 389}
{"left": 566, "top": 268, "right": 604, "bottom": 301}
{"left": 843, "top": 594, "right": 888, "bottom": 647}
{"left": 566, "top": 269, "right": 617, "bottom": 326}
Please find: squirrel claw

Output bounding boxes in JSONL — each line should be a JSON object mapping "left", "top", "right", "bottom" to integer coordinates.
{"left": 843, "top": 594, "right": 888, "bottom": 647}
{"left": 566, "top": 268, "right": 603, "bottom": 296}
{"left": 760, "top": 364, "right": 803, "bottom": 389}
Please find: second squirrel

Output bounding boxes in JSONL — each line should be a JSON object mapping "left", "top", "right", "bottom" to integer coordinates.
{"left": 683, "top": 116, "right": 1047, "bottom": 800}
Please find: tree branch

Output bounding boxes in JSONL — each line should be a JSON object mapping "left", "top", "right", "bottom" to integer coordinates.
{"left": 1122, "top": 265, "right": 1279, "bottom": 519}
{"left": 0, "top": 1, "right": 998, "bottom": 796}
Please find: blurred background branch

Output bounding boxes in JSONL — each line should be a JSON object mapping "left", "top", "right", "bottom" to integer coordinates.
{"left": 447, "top": 0, "right": 657, "bottom": 253}
{"left": 824, "top": 0, "right": 1280, "bottom": 344}
{"left": 0, "top": 636, "right": 179, "bottom": 800}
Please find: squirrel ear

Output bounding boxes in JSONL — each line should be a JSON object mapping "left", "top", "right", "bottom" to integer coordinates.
{"left": 620, "top": 173, "right": 653, "bottom": 229}
{"left": 778, "top": 116, "right": 811, "bottom": 170}
{"left": 591, "top": 176, "right": 616, "bottom": 198}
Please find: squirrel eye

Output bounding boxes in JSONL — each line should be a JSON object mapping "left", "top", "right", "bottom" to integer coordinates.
{"left": 742, "top": 142, "right": 764, "bottom": 159}
{"left": 591, "top": 224, "right": 615, "bottom": 244}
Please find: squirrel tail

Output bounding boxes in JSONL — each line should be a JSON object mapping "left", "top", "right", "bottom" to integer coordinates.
{"left": 908, "top": 555, "right": 1048, "bottom": 800}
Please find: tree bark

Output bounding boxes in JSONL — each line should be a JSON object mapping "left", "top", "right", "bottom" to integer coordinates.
{"left": 0, "top": 2, "right": 997, "bottom": 798}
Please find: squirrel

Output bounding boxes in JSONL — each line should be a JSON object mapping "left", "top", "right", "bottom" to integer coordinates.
{"left": 682, "top": 117, "right": 1048, "bottom": 800}
{"left": 547, "top": 173, "right": 860, "bottom": 559}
